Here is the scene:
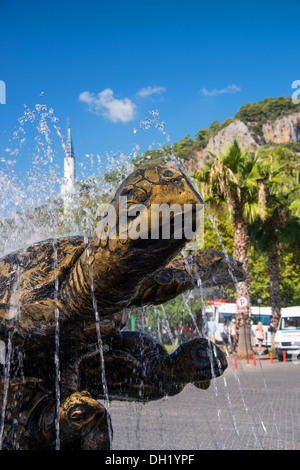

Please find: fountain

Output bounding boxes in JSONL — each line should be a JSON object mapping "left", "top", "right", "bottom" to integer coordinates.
{"left": 0, "top": 106, "right": 246, "bottom": 450}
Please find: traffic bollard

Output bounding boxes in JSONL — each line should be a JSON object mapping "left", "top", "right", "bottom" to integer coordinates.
{"left": 234, "top": 355, "right": 238, "bottom": 370}
{"left": 283, "top": 351, "right": 287, "bottom": 363}
{"left": 270, "top": 352, "right": 273, "bottom": 364}
{"left": 253, "top": 354, "right": 256, "bottom": 367}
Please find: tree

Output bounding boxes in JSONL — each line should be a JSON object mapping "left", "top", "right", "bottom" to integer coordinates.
{"left": 173, "top": 135, "right": 196, "bottom": 160}
{"left": 195, "top": 128, "right": 209, "bottom": 149}
{"left": 248, "top": 147, "right": 300, "bottom": 327}
{"left": 194, "top": 138, "right": 263, "bottom": 359}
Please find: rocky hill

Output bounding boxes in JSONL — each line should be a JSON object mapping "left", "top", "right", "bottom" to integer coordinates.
{"left": 187, "top": 98, "right": 300, "bottom": 167}
{"left": 134, "top": 97, "right": 300, "bottom": 170}
{"left": 205, "top": 111, "right": 299, "bottom": 151}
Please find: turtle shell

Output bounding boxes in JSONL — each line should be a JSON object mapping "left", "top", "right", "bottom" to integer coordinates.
{"left": 0, "top": 236, "right": 88, "bottom": 345}
{"left": 0, "top": 377, "right": 50, "bottom": 450}
{"left": 0, "top": 236, "right": 86, "bottom": 318}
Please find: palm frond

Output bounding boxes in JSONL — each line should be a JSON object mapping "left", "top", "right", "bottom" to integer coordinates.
{"left": 244, "top": 202, "right": 267, "bottom": 223}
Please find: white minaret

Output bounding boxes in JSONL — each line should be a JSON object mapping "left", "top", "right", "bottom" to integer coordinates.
{"left": 61, "top": 118, "right": 76, "bottom": 210}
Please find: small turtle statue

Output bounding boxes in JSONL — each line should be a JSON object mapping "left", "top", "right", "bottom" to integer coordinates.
{"left": 0, "top": 166, "right": 245, "bottom": 449}
{"left": 0, "top": 378, "right": 111, "bottom": 450}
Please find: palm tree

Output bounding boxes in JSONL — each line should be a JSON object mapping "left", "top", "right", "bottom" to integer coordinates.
{"left": 248, "top": 148, "right": 300, "bottom": 328}
{"left": 194, "top": 138, "right": 264, "bottom": 359}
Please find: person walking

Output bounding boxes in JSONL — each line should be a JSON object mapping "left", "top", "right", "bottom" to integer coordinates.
{"left": 220, "top": 321, "right": 230, "bottom": 351}
{"left": 229, "top": 318, "right": 238, "bottom": 351}
{"left": 255, "top": 321, "right": 264, "bottom": 355}
{"left": 207, "top": 317, "right": 217, "bottom": 343}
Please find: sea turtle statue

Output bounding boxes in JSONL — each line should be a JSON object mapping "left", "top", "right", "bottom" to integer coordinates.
{"left": 0, "top": 165, "right": 245, "bottom": 449}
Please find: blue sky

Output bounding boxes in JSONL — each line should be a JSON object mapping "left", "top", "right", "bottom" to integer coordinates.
{"left": 0, "top": 0, "right": 300, "bottom": 180}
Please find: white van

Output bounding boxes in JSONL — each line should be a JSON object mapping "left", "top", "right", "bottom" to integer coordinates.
{"left": 275, "top": 307, "right": 300, "bottom": 361}
{"left": 205, "top": 302, "right": 272, "bottom": 346}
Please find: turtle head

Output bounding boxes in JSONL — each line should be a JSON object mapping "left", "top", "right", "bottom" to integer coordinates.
{"left": 59, "top": 391, "right": 111, "bottom": 449}
{"left": 62, "top": 166, "right": 203, "bottom": 324}
{"left": 93, "top": 165, "right": 203, "bottom": 269}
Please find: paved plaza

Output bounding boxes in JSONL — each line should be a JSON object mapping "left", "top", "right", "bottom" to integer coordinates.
{"left": 109, "top": 355, "right": 300, "bottom": 450}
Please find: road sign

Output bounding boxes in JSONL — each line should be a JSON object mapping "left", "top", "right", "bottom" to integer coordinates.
{"left": 236, "top": 296, "right": 249, "bottom": 308}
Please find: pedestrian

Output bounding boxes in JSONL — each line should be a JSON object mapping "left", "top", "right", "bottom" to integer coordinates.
{"left": 255, "top": 321, "right": 264, "bottom": 355}
{"left": 207, "top": 316, "right": 217, "bottom": 343}
{"left": 220, "top": 321, "right": 230, "bottom": 351}
{"left": 229, "top": 318, "right": 238, "bottom": 351}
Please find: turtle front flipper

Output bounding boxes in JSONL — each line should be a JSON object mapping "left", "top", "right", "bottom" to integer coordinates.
{"left": 130, "top": 249, "right": 245, "bottom": 308}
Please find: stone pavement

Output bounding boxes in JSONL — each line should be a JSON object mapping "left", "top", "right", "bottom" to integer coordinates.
{"left": 109, "top": 355, "right": 300, "bottom": 450}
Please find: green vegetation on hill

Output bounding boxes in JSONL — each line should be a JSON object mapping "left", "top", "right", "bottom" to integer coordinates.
{"left": 133, "top": 96, "right": 299, "bottom": 168}
{"left": 132, "top": 118, "right": 236, "bottom": 168}
{"left": 235, "top": 96, "right": 298, "bottom": 124}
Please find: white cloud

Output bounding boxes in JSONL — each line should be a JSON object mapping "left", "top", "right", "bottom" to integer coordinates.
{"left": 200, "top": 84, "right": 241, "bottom": 97}
{"left": 136, "top": 85, "right": 166, "bottom": 98}
{"left": 79, "top": 88, "right": 136, "bottom": 123}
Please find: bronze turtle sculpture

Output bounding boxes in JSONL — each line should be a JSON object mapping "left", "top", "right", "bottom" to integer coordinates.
{"left": 0, "top": 165, "right": 245, "bottom": 449}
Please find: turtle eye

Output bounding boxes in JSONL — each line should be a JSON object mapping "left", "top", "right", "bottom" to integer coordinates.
{"left": 133, "top": 187, "right": 147, "bottom": 202}
{"left": 70, "top": 408, "right": 85, "bottom": 421}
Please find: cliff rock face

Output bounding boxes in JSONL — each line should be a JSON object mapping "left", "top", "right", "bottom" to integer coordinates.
{"left": 205, "top": 120, "right": 258, "bottom": 154}
{"left": 192, "top": 111, "right": 300, "bottom": 167}
{"left": 262, "top": 112, "right": 300, "bottom": 144}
